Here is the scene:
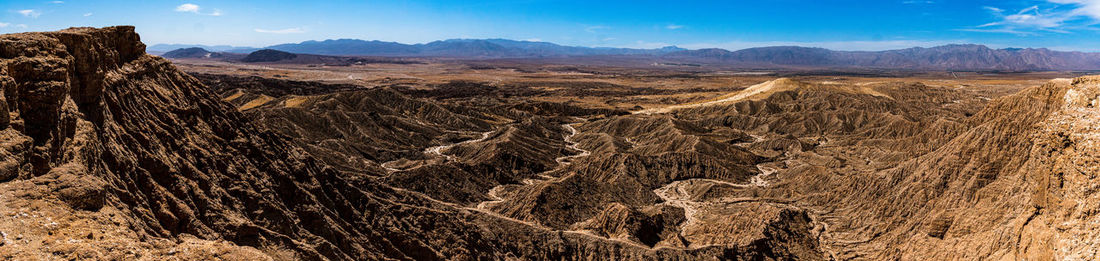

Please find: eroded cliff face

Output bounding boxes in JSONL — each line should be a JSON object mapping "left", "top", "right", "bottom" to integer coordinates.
{"left": 0, "top": 26, "right": 819, "bottom": 260}
{"left": 1018, "top": 77, "right": 1100, "bottom": 260}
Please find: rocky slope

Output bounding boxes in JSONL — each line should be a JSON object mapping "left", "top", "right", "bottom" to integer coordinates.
{"left": 0, "top": 26, "right": 824, "bottom": 260}
{"left": 653, "top": 77, "right": 1100, "bottom": 259}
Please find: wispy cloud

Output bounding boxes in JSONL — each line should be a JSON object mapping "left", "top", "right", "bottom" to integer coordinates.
{"left": 18, "top": 9, "right": 41, "bottom": 18}
{"left": 175, "top": 3, "right": 222, "bottom": 16}
{"left": 4, "top": 23, "right": 28, "bottom": 29}
{"left": 254, "top": 27, "right": 306, "bottom": 34}
{"left": 954, "top": 28, "right": 1039, "bottom": 36}
{"left": 902, "top": 0, "right": 934, "bottom": 4}
{"left": 1052, "top": 0, "right": 1100, "bottom": 19}
{"left": 83, "top": 12, "right": 92, "bottom": 17}
{"left": 965, "top": 1, "right": 1100, "bottom": 35}
{"left": 522, "top": 38, "right": 542, "bottom": 42}
{"left": 665, "top": 24, "right": 683, "bottom": 30}
{"left": 50, "top": 1, "right": 64, "bottom": 4}
{"left": 584, "top": 25, "right": 607, "bottom": 33}
{"left": 980, "top": 6, "right": 1066, "bottom": 29}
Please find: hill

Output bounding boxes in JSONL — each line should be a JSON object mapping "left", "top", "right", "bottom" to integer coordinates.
{"left": 240, "top": 49, "right": 297, "bottom": 62}
{"left": 161, "top": 47, "right": 223, "bottom": 59}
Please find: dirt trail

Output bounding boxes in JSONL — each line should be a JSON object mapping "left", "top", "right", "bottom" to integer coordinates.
{"left": 650, "top": 135, "right": 834, "bottom": 251}
{"left": 380, "top": 130, "right": 496, "bottom": 173}
{"left": 425, "top": 130, "right": 495, "bottom": 161}
{"left": 751, "top": 164, "right": 778, "bottom": 186}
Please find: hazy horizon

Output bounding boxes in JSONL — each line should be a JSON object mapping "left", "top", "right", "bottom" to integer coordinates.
{"left": 5, "top": 0, "right": 1100, "bottom": 52}
{"left": 145, "top": 38, "right": 1100, "bottom": 54}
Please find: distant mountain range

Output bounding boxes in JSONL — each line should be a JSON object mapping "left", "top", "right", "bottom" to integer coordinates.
{"left": 149, "top": 39, "right": 683, "bottom": 57}
{"left": 262, "top": 38, "right": 686, "bottom": 57}
{"left": 148, "top": 44, "right": 259, "bottom": 54}
{"left": 665, "top": 44, "right": 1100, "bottom": 71}
{"left": 154, "top": 39, "right": 1100, "bottom": 71}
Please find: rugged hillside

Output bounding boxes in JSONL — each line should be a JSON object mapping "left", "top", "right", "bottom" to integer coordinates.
{"left": 0, "top": 26, "right": 822, "bottom": 260}
{"left": 655, "top": 76, "right": 1099, "bottom": 259}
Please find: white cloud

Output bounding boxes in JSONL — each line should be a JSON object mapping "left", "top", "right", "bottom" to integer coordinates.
{"left": 18, "top": 9, "right": 41, "bottom": 18}
{"left": 16, "top": 24, "right": 27, "bottom": 28}
{"left": 1054, "top": 0, "right": 1100, "bottom": 20}
{"left": 967, "top": 1, "right": 1100, "bottom": 35}
{"left": 50, "top": 1, "right": 64, "bottom": 4}
{"left": 0, "top": 22, "right": 9, "bottom": 28}
{"left": 83, "top": 12, "right": 92, "bottom": 17}
{"left": 254, "top": 27, "right": 306, "bottom": 34}
{"left": 902, "top": 0, "right": 934, "bottom": 4}
{"left": 175, "top": 3, "right": 223, "bottom": 16}
{"left": 665, "top": 24, "right": 683, "bottom": 30}
{"left": 522, "top": 38, "right": 542, "bottom": 42}
{"left": 175, "top": 3, "right": 200, "bottom": 13}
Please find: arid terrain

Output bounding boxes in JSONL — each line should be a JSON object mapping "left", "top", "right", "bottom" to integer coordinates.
{"left": 2, "top": 26, "right": 1100, "bottom": 260}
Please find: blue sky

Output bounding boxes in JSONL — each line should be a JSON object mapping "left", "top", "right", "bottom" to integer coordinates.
{"left": 4, "top": 0, "right": 1100, "bottom": 51}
